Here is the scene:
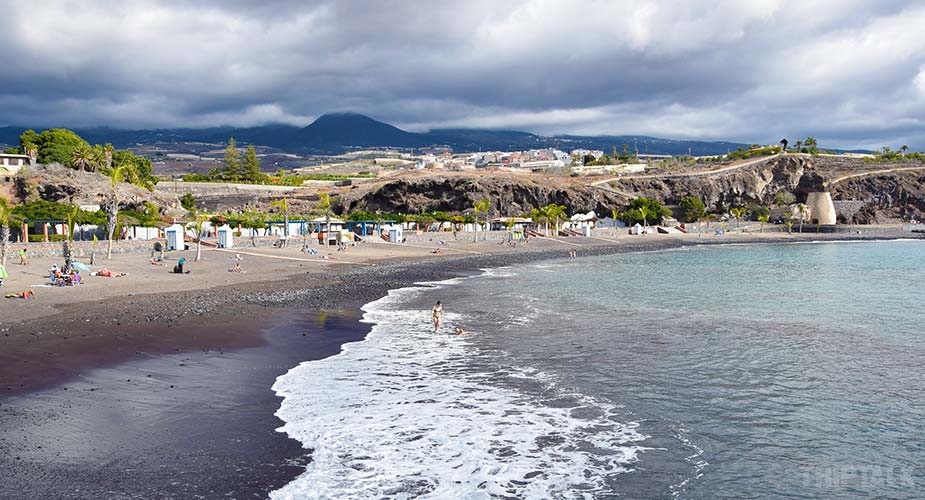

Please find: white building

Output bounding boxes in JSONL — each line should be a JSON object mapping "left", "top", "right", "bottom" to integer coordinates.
{"left": 0, "top": 153, "right": 31, "bottom": 175}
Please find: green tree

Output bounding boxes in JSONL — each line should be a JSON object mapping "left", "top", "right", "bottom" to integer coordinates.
{"left": 804, "top": 137, "right": 819, "bottom": 155}
{"left": 757, "top": 214, "right": 769, "bottom": 233}
{"left": 222, "top": 138, "right": 240, "bottom": 181}
{"left": 679, "top": 196, "right": 707, "bottom": 223}
{"left": 110, "top": 150, "right": 156, "bottom": 190}
{"left": 622, "top": 198, "right": 671, "bottom": 227}
{"left": 747, "top": 204, "right": 770, "bottom": 221}
{"left": 180, "top": 193, "right": 196, "bottom": 212}
{"left": 19, "top": 129, "right": 39, "bottom": 162}
{"left": 25, "top": 128, "right": 90, "bottom": 165}
{"left": 241, "top": 145, "right": 266, "bottom": 183}
{"left": 774, "top": 190, "right": 796, "bottom": 206}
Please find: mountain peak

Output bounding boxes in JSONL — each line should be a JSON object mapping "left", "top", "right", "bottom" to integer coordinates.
{"left": 296, "top": 112, "right": 422, "bottom": 148}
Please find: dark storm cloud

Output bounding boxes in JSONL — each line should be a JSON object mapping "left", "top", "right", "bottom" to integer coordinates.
{"left": 1, "top": 0, "right": 924, "bottom": 149}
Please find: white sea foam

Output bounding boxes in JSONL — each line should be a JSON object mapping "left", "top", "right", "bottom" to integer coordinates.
{"left": 270, "top": 277, "right": 645, "bottom": 499}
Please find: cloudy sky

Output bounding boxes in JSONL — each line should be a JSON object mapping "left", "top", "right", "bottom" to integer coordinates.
{"left": 2, "top": 0, "right": 924, "bottom": 149}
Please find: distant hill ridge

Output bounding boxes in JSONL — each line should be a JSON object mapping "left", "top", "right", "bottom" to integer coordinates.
{"left": 0, "top": 112, "right": 765, "bottom": 156}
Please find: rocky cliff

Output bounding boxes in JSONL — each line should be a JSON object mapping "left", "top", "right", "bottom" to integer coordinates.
{"left": 615, "top": 155, "right": 925, "bottom": 223}
{"left": 337, "top": 174, "right": 625, "bottom": 216}
{"left": 11, "top": 164, "right": 178, "bottom": 211}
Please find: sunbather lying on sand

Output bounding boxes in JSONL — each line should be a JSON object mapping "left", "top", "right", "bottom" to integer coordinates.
{"left": 94, "top": 268, "right": 126, "bottom": 277}
{"left": 454, "top": 327, "right": 477, "bottom": 335}
{"left": 5, "top": 289, "right": 35, "bottom": 299}
{"left": 229, "top": 262, "right": 246, "bottom": 273}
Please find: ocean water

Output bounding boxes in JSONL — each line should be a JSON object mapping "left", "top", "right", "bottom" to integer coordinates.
{"left": 272, "top": 240, "right": 925, "bottom": 499}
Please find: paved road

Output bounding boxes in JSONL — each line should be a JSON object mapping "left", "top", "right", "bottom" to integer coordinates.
{"left": 826, "top": 165, "right": 925, "bottom": 187}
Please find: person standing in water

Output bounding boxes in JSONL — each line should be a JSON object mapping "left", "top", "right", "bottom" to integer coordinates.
{"left": 432, "top": 301, "right": 443, "bottom": 332}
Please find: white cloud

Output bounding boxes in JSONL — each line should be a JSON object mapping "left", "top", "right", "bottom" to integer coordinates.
{"left": 0, "top": 0, "right": 924, "bottom": 149}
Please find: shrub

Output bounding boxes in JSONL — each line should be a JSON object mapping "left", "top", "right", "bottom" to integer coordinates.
{"left": 679, "top": 196, "right": 707, "bottom": 222}
{"left": 29, "top": 234, "right": 67, "bottom": 242}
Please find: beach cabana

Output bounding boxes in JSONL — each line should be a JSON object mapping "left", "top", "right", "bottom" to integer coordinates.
{"left": 217, "top": 225, "right": 234, "bottom": 248}
{"left": 568, "top": 211, "right": 598, "bottom": 229}
{"left": 382, "top": 224, "right": 404, "bottom": 243}
{"left": 310, "top": 217, "right": 346, "bottom": 245}
{"left": 489, "top": 217, "right": 533, "bottom": 232}
{"left": 346, "top": 220, "right": 396, "bottom": 236}
{"left": 165, "top": 224, "right": 185, "bottom": 250}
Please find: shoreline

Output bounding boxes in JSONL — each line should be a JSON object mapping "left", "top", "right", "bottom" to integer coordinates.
{"left": 1, "top": 232, "right": 919, "bottom": 499}
{"left": 1, "top": 231, "right": 916, "bottom": 395}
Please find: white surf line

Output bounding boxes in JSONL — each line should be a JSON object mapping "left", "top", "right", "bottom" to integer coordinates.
{"left": 209, "top": 247, "right": 372, "bottom": 266}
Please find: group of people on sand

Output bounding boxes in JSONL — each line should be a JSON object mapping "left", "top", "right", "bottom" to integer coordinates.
{"left": 431, "top": 301, "right": 474, "bottom": 336}
{"left": 50, "top": 264, "right": 82, "bottom": 286}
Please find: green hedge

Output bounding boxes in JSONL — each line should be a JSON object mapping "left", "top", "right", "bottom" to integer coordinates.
{"left": 28, "top": 234, "right": 67, "bottom": 242}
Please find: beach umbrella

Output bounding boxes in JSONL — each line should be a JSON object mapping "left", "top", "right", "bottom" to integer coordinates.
{"left": 73, "top": 262, "right": 92, "bottom": 273}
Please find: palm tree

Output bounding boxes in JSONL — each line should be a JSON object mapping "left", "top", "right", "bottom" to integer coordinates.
{"left": 0, "top": 198, "right": 17, "bottom": 266}
{"left": 103, "top": 143, "right": 115, "bottom": 168}
{"left": 106, "top": 165, "right": 126, "bottom": 259}
{"left": 271, "top": 197, "right": 291, "bottom": 246}
{"left": 757, "top": 214, "right": 769, "bottom": 233}
{"left": 188, "top": 212, "right": 209, "bottom": 262}
{"left": 544, "top": 204, "right": 566, "bottom": 237}
{"left": 796, "top": 203, "right": 808, "bottom": 233}
{"left": 611, "top": 208, "right": 620, "bottom": 237}
{"left": 638, "top": 205, "right": 650, "bottom": 230}
{"left": 528, "top": 207, "right": 548, "bottom": 236}
{"left": 795, "top": 140, "right": 803, "bottom": 154}
{"left": 70, "top": 144, "right": 95, "bottom": 171}
{"left": 315, "top": 193, "right": 332, "bottom": 245}
{"left": 472, "top": 197, "right": 490, "bottom": 241}
{"left": 901, "top": 145, "right": 909, "bottom": 157}
{"left": 730, "top": 207, "right": 746, "bottom": 228}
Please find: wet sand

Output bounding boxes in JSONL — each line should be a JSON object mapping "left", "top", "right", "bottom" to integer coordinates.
{"left": 0, "top": 231, "right": 913, "bottom": 499}
{"left": 0, "top": 309, "right": 368, "bottom": 500}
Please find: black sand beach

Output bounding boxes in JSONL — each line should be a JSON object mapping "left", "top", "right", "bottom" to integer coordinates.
{"left": 0, "top": 233, "right": 910, "bottom": 499}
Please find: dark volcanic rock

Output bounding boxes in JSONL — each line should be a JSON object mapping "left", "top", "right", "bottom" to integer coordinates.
{"left": 339, "top": 175, "right": 625, "bottom": 215}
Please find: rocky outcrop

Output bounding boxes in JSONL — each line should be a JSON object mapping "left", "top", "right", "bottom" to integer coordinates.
{"left": 616, "top": 156, "right": 809, "bottom": 211}
{"left": 614, "top": 155, "right": 925, "bottom": 222}
{"left": 337, "top": 175, "right": 625, "bottom": 215}
{"left": 830, "top": 172, "right": 925, "bottom": 223}
{"left": 14, "top": 163, "right": 178, "bottom": 211}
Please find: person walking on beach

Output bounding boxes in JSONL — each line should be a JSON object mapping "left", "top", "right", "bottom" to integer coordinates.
{"left": 19, "top": 248, "right": 28, "bottom": 266}
{"left": 432, "top": 301, "right": 443, "bottom": 332}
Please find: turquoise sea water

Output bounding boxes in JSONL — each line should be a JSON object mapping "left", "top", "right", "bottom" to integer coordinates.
{"left": 274, "top": 240, "right": 925, "bottom": 499}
